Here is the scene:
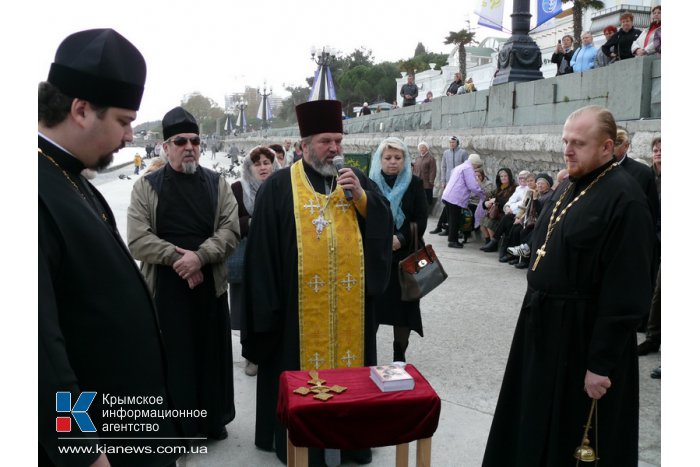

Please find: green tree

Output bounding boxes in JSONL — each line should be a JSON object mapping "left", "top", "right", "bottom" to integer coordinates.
{"left": 181, "top": 93, "right": 225, "bottom": 135}
{"left": 414, "top": 42, "right": 427, "bottom": 57}
{"left": 443, "top": 29, "right": 476, "bottom": 79}
{"left": 563, "top": 0, "right": 605, "bottom": 47}
{"left": 276, "top": 85, "right": 311, "bottom": 125}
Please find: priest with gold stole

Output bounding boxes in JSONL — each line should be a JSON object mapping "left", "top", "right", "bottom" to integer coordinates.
{"left": 241, "top": 99, "right": 393, "bottom": 465}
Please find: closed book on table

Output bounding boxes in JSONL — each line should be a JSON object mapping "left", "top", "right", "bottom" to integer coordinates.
{"left": 369, "top": 364, "right": 415, "bottom": 392}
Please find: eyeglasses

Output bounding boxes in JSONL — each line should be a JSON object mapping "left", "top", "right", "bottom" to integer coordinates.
{"left": 168, "top": 136, "right": 201, "bottom": 147}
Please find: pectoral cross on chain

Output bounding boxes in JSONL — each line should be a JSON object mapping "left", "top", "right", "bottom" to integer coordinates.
{"left": 531, "top": 247, "right": 546, "bottom": 271}
{"left": 312, "top": 210, "right": 331, "bottom": 239}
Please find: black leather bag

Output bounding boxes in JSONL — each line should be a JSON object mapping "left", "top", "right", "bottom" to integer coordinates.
{"left": 398, "top": 223, "right": 448, "bottom": 301}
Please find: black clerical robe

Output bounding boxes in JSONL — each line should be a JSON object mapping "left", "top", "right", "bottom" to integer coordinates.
{"left": 241, "top": 160, "right": 393, "bottom": 461}
{"left": 38, "top": 136, "right": 179, "bottom": 467}
{"left": 482, "top": 161, "right": 654, "bottom": 467}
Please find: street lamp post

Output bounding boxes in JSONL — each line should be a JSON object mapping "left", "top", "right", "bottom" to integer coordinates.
{"left": 257, "top": 83, "right": 272, "bottom": 131}
{"left": 235, "top": 98, "right": 248, "bottom": 133}
{"left": 492, "top": 0, "right": 543, "bottom": 85}
{"left": 309, "top": 45, "right": 337, "bottom": 101}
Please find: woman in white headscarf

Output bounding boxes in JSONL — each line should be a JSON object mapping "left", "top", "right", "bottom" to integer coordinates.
{"left": 369, "top": 137, "right": 429, "bottom": 362}
{"left": 229, "top": 146, "right": 280, "bottom": 376}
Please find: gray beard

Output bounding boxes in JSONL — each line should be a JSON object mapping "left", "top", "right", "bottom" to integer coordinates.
{"left": 307, "top": 148, "right": 337, "bottom": 177}
{"left": 183, "top": 161, "right": 198, "bottom": 174}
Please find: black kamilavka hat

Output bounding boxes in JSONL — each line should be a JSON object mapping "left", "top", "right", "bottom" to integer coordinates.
{"left": 162, "top": 107, "right": 199, "bottom": 140}
{"left": 48, "top": 28, "right": 146, "bottom": 111}
{"left": 295, "top": 100, "right": 343, "bottom": 137}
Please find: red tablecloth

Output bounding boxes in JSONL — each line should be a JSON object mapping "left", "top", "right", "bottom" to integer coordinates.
{"left": 276, "top": 364, "right": 441, "bottom": 449}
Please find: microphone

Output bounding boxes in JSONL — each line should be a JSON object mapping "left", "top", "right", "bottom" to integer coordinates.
{"left": 332, "top": 155, "right": 354, "bottom": 200}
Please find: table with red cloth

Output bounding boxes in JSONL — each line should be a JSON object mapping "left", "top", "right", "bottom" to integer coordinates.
{"left": 277, "top": 364, "right": 441, "bottom": 467}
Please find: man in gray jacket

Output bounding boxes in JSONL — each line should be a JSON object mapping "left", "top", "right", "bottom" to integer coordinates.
{"left": 430, "top": 136, "right": 469, "bottom": 234}
{"left": 127, "top": 106, "right": 240, "bottom": 441}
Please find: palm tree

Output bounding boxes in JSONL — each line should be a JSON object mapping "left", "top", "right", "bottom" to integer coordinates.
{"left": 563, "top": 0, "right": 605, "bottom": 47}
{"left": 443, "top": 29, "right": 476, "bottom": 80}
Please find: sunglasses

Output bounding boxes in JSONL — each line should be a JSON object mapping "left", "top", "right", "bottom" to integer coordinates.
{"left": 169, "top": 136, "right": 201, "bottom": 147}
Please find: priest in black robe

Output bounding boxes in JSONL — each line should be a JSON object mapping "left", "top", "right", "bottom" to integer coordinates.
{"left": 38, "top": 29, "right": 180, "bottom": 467}
{"left": 241, "top": 100, "right": 393, "bottom": 464}
{"left": 127, "top": 107, "right": 239, "bottom": 440}
{"left": 482, "top": 106, "right": 654, "bottom": 467}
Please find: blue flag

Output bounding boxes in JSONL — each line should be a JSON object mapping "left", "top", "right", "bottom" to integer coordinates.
{"left": 536, "top": 0, "right": 563, "bottom": 28}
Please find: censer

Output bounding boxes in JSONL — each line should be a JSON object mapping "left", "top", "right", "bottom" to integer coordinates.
{"left": 574, "top": 399, "right": 599, "bottom": 465}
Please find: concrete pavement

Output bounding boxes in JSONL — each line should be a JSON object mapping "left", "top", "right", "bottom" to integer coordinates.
{"left": 96, "top": 151, "right": 659, "bottom": 466}
{"left": 177, "top": 225, "right": 661, "bottom": 467}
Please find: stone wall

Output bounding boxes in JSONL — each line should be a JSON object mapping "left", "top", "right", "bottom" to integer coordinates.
{"left": 226, "top": 56, "right": 660, "bottom": 186}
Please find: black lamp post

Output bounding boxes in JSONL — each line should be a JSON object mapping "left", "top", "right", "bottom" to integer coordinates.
{"left": 310, "top": 45, "right": 337, "bottom": 100}
{"left": 492, "top": 0, "right": 543, "bottom": 85}
{"left": 235, "top": 98, "right": 247, "bottom": 132}
{"left": 257, "top": 84, "right": 272, "bottom": 130}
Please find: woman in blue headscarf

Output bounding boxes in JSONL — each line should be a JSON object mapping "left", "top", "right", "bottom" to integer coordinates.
{"left": 369, "top": 137, "right": 429, "bottom": 362}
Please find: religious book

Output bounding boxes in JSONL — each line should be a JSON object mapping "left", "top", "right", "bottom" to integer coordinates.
{"left": 369, "top": 364, "right": 415, "bottom": 392}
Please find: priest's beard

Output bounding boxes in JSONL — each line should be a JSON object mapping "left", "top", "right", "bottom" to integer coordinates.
{"left": 307, "top": 147, "right": 338, "bottom": 177}
{"left": 92, "top": 152, "right": 114, "bottom": 171}
{"left": 183, "top": 161, "right": 198, "bottom": 174}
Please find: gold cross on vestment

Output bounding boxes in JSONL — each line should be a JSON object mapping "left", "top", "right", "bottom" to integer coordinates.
{"left": 308, "top": 352, "right": 326, "bottom": 370}
{"left": 531, "top": 247, "right": 546, "bottom": 271}
{"left": 293, "top": 370, "right": 347, "bottom": 401}
{"left": 335, "top": 200, "right": 351, "bottom": 212}
{"left": 303, "top": 198, "right": 321, "bottom": 214}
{"left": 307, "top": 274, "right": 326, "bottom": 293}
{"left": 341, "top": 350, "right": 357, "bottom": 368}
{"left": 340, "top": 273, "right": 357, "bottom": 291}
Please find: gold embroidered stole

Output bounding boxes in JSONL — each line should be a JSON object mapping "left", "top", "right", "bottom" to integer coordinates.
{"left": 291, "top": 161, "right": 365, "bottom": 371}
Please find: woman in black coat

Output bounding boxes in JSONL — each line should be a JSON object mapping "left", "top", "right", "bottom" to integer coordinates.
{"left": 369, "top": 137, "right": 429, "bottom": 362}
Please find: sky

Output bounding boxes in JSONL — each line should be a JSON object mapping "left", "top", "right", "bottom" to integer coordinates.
{"left": 30, "top": 0, "right": 508, "bottom": 124}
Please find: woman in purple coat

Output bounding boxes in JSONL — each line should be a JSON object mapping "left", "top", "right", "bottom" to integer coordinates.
{"left": 441, "top": 158, "right": 485, "bottom": 248}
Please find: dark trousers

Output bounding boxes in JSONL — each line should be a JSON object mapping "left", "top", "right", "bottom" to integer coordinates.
{"left": 425, "top": 188, "right": 434, "bottom": 206}
{"left": 435, "top": 204, "right": 448, "bottom": 230}
{"left": 446, "top": 201, "right": 463, "bottom": 242}
{"left": 646, "top": 269, "right": 661, "bottom": 343}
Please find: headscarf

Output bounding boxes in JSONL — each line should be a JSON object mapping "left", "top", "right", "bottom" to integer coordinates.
{"left": 369, "top": 137, "right": 412, "bottom": 229}
{"left": 240, "top": 146, "right": 281, "bottom": 215}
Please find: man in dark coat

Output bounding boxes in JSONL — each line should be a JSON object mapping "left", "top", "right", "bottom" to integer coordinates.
{"left": 127, "top": 107, "right": 239, "bottom": 441}
{"left": 241, "top": 100, "right": 393, "bottom": 465}
{"left": 482, "top": 106, "right": 654, "bottom": 467}
{"left": 38, "top": 29, "right": 180, "bottom": 467}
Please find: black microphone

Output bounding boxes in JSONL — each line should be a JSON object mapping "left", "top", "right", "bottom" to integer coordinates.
{"left": 332, "top": 155, "right": 353, "bottom": 200}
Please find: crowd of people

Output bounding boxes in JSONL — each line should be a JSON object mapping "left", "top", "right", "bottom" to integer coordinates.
{"left": 38, "top": 26, "right": 661, "bottom": 467}
{"left": 552, "top": 7, "right": 660, "bottom": 76}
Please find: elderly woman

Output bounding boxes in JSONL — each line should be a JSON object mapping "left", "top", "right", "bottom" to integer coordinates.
{"left": 479, "top": 167, "right": 516, "bottom": 248}
{"left": 229, "top": 146, "right": 280, "bottom": 376}
{"left": 441, "top": 156, "right": 484, "bottom": 248}
{"left": 412, "top": 141, "right": 437, "bottom": 206}
{"left": 369, "top": 137, "right": 428, "bottom": 362}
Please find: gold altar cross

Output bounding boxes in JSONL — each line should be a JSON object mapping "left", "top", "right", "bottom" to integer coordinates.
{"left": 293, "top": 370, "right": 348, "bottom": 401}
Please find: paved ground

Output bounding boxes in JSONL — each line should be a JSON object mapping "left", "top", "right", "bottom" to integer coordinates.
{"left": 98, "top": 150, "right": 661, "bottom": 467}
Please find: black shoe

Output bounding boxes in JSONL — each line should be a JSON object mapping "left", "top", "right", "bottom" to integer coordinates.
{"left": 637, "top": 340, "right": 660, "bottom": 356}
{"left": 342, "top": 449, "right": 373, "bottom": 465}
{"left": 483, "top": 237, "right": 491, "bottom": 245}
{"left": 448, "top": 241, "right": 463, "bottom": 249}
{"left": 514, "top": 261, "right": 529, "bottom": 269}
{"left": 429, "top": 227, "right": 443, "bottom": 234}
{"left": 650, "top": 366, "right": 661, "bottom": 379}
{"left": 481, "top": 239, "right": 499, "bottom": 252}
{"left": 499, "top": 254, "right": 514, "bottom": 263}
{"left": 508, "top": 257, "right": 520, "bottom": 265}
{"left": 207, "top": 427, "right": 228, "bottom": 440}
{"left": 438, "top": 231, "right": 449, "bottom": 236}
